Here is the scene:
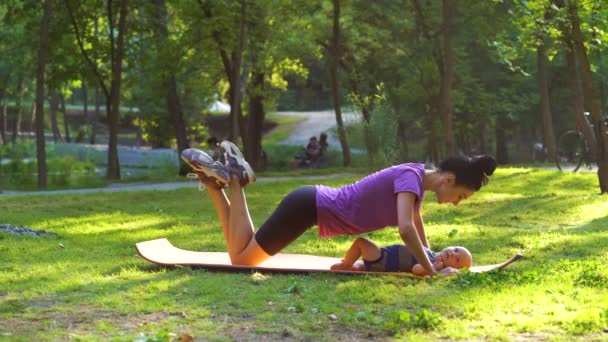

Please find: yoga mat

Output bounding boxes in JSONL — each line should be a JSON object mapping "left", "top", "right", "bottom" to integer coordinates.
{"left": 136, "top": 238, "right": 523, "bottom": 276}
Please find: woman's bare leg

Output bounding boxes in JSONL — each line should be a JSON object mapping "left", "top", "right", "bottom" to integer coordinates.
{"left": 182, "top": 144, "right": 269, "bottom": 266}
{"left": 204, "top": 185, "right": 231, "bottom": 244}
{"left": 225, "top": 176, "right": 271, "bottom": 265}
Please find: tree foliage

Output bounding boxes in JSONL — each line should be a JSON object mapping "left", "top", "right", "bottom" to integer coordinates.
{"left": 1, "top": 0, "right": 607, "bottom": 190}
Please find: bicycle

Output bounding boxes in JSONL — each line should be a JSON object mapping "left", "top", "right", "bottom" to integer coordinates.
{"left": 555, "top": 113, "right": 608, "bottom": 172}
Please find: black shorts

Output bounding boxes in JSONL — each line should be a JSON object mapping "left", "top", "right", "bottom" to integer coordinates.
{"left": 254, "top": 185, "right": 317, "bottom": 255}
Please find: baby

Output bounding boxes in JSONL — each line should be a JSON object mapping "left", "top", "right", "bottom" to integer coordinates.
{"left": 330, "top": 237, "right": 472, "bottom": 276}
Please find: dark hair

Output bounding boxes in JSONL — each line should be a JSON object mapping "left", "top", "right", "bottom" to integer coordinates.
{"left": 438, "top": 155, "right": 497, "bottom": 191}
{"left": 206, "top": 136, "right": 219, "bottom": 146}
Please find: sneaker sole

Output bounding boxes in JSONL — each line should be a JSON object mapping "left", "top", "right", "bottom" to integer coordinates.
{"left": 180, "top": 151, "right": 229, "bottom": 185}
{"left": 220, "top": 141, "right": 256, "bottom": 184}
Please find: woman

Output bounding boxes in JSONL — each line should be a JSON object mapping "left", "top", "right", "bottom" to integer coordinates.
{"left": 182, "top": 140, "right": 496, "bottom": 277}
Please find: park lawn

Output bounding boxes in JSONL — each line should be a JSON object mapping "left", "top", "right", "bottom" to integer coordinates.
{"left": 1, "top": 168, "right": 607, "bottom": 341}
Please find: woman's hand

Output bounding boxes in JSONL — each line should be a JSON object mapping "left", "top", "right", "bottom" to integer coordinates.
{"left": 438, "top": 267, "right": 460, "bottom": 277}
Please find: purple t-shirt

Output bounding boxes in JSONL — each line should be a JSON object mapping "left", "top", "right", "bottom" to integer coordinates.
{"left": 315, "top": 163, "right": 425, "bottom": 237}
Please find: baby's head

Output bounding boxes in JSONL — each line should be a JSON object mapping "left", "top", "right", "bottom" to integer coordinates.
{"left": 437, "top": 246, "right": 472, "bottom": 269}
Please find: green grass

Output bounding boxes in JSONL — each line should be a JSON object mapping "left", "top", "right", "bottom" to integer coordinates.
{"left": 1, "top": 168, "right": 607, "bottom": 340}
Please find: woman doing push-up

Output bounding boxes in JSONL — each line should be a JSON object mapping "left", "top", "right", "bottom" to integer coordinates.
{"left": 181, "top": 141, "right": 496, "bottom": 277}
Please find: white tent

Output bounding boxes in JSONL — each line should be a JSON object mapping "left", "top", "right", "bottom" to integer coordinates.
{"left": 209, "top": 100, "right": 231, "bottom": 112}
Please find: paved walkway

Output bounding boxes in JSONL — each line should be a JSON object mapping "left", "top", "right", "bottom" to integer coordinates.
{"left": 276, "top": 111, "right": 358, "bottom": 151}
{"left": 1, "top": 173, "right": 356, "bottom": 197}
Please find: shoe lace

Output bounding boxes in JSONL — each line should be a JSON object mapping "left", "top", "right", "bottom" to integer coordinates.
{"left": 186, "top": 173, "right": 208, "bottom": 192}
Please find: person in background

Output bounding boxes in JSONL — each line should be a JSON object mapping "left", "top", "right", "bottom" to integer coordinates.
{"left": 291, "top": 136, "right": 321, "bottom": 169}
{"left": 206, "top": 137, "right": 223, "bottom": 162}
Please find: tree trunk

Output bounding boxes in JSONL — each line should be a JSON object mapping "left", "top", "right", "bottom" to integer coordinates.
{"left": 90, "top": 18, "right": 100, "bottom": 145}
{"left": 11, "top": 78, "right": 24, "bottom": 144}
{"left": 361, "top": 106, "right": 376, "bottom": 166}
{"left": 565, "top": 43, "right": 596, "bottom": 156}
{"left": 537, "top": 41, "right": 556, "bottom": 161}
{"left": 568, "top": 0, "right": 608, "bottom": 192}
{"left": 231, "top": 0, "right": 246, "bottom": 142}
{"left": 82, "top": 79, "right": 90, "bottom": 143}
{"left": 428, "top": 106, "right": 440, "bottom": 165}
{"left": 60, "top": 93, "right": 71, "bottom": 143}
{"left": 1, "top": 103, "right": 6, "bottom": 145}
{"left": 246, "top": 70, "right": 265, "bottom": 171}
{"left": 495, "top": 113, "right": 509, "bottom": 164}
{"left": 346, "top": 72, "right": 375, "bottom": 165}
{"left": 477, "top": 121, "right": 487, "bottom": 154}
{"left": 199, "top": 0, "right": 246, "bottom": 143}
{"left": 330, "top": 0, "right": 351, "bottom": 167}
{"left": 440, "top": 0, "right": 455, "bottom": 156}
{"left": 0, "top": 88, "right": 5, "bottom": 145}
{"left": 394, "top": 105, "right": 409, "bottom": 163}
{"left": 153, "top": 0, "right": 190, "bottom": 175}
{"left": 93, "top": 88, "right": 100, "bottom": 144}
{"left": 106, "top": 0, "right": 129, "bottom": 180}
{"left": 35, "top": 0, "right": 51, "bottom": 189}
{"left": 49, "top": 91, "right": 63, "bottom": 142}
{"left": 167, "top": 76, "right": 190, "bottom": 175}
{"left": 29, "top": 102, "right": 36, "bottom": 133}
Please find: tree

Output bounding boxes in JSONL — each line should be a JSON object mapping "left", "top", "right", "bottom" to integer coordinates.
{"left": 240, "top": 0, "right": 314, "bottom": 170}
{"left": 198, "top": 0, "right": 247, "bottom": 142}
{"left": 329, "top": 0, "right": 351, "bottom": 167}
{"left": 35, "top": 0, "right": 52, "bottom": 189}
{"left": 66, "top": 0, "right": 129, "bottom": 180}
{"left": 439, "top": 0, "right": 455, "bottom": 156}
{"left": 566, "top": 0, "right": 608, "bottom": 192}
{"left": 537, "top": 36, "right": 556, "bottom": 161}
{"left": 151, "top": 0, "right": 190, "bottom": 175}
{"left": 536, "top": 5, "right": 557, "bottom": 161}
{"left": 551, "top": 0, "right": 597, "bottom": 160}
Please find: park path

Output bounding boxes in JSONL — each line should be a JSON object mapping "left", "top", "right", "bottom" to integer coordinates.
{"left": 1, "top": 110, "right": 363, "bottom": 196}
{"left": 45, "top": 110, "right": 359, "bottom": 168}
{"left": 1, "top": 173, "right": 355, "bottom": 197}
{"left": 276, "top": 110, "right": 358, "bottom": 150}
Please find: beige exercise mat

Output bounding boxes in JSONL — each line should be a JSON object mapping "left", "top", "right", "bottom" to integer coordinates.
{"left": 135, "top": 238, "right": 523, "bottom": 276}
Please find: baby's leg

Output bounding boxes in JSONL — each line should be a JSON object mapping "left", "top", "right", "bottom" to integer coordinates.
{"left": 331, "top": 237, "right": 382, "bottom": 270}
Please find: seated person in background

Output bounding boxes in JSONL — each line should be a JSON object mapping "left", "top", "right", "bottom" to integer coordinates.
{"left": 330, "top": 237, "right": 472, "bottom": 276}
{"left": 319, "top": 132, "right": 329, "bottom": 152}
{"left": 291, "top": 136, "right": 321, "bottom": 168}
{"left": 310, "top": 132, "right": 329, "bottom": 168}
{"left": 206, "top": 137, "right": 223, "bottom": 162}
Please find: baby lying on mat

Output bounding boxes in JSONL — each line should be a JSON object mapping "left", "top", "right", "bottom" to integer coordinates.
{"left": 330, "top": 237, "right": 472, "bottom": 276}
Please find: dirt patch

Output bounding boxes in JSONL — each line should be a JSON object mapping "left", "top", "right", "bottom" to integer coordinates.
{"left": 0, "top": 224, "right": 58, "bottom": 238}
{"left": 2, "top": 306, "right": 389, "bottom": 341}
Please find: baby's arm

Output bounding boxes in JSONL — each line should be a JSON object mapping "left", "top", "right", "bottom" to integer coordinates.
{"left": 412, "top": 261, "right": 445, "bottom": 277}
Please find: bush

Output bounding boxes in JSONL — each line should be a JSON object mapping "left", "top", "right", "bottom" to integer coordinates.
{"left": 0, "top": 141, "right": 104, "bottom": 190}
{"left": 1, "top": 155, "right": 102, "bottom": 190}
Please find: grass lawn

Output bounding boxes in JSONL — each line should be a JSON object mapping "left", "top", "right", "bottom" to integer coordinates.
{"left": 1, "top": 167, "right": 607, "bottom": 341}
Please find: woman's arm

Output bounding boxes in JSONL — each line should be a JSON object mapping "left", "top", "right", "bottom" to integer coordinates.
{"left": 397, "top": 192, "right": 437, "bottom": 276}
{"left": 413, "top": 209, "right": 430, "bottom": 248}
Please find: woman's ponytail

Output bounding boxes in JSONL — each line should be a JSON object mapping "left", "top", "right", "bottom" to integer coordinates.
{"left": 438, "top": 154, "right": 497, "bottom": 190}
